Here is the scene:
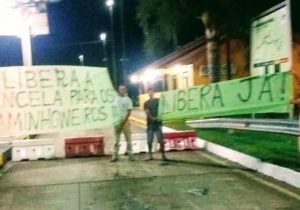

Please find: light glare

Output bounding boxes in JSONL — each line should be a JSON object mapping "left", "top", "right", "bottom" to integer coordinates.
{"left": 106, "top": 0, "right": 114, "bottom": 7}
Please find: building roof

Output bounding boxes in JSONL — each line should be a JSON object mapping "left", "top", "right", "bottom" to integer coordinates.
{"left": 132, "top": 36, "right": 206, "bottom": 75}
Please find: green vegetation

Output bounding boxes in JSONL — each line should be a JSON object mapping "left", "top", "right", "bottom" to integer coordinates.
{"left": 164, "top": 120, "right": 300, "bottom": 171}
{"left": 136, "top": 0, "right": 283, "bottom": 58}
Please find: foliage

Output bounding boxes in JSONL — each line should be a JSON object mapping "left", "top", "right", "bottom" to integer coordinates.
{"left": 136, "top": 0, "right": 201, "bottom": 58}
{"left": 196, "top": 128, "right": 300, "bottom": 171}
{"left": 136, "top": 0, "right": 283, "bottom": 58}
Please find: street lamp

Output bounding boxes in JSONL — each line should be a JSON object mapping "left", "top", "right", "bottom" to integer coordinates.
{"left": 100, "top": 32, "right": 107, "bottom": 42}
{"left": 78, "top": 54, "right": 84, "bottom": 66}
{"left": 130, "top": 75, "right": 138, "bottom": 84}
{"left": 99, "top": 32, "right": 108, "bottom": 65}
{"left": 105, "top": 0, "right": 117, "bottom": 87}
{"left": 119, "top": 0, "right": 127, "bottom": 84}
{"left": 105, "top": 0, "right": 114, "bottom": 7}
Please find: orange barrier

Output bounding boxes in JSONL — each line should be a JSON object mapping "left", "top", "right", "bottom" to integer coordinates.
{"left": 163, "top": 130, "right": 198, "bottom": 151}
{"left": 65, "top": 136, "right": 104, "bottom": 158}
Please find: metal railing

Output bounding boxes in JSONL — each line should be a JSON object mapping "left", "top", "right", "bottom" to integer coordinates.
{"left": 186, "top": 118, "right": 300, "bottom": 136}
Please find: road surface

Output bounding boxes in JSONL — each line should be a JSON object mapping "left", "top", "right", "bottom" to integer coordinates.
{"left": 0, "top": 122, "right": 299, "bottom": 210}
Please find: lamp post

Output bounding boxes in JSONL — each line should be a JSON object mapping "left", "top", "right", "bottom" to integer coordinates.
{"left": 99, "top": 32, "right": 108, "bottom": 66}
{"left": 78, "top": 54, "right": 84, "bottom": 66}
{"left": 105, "top": 0, "right": 117, "bottom": 87}
{"left": 119, "top": 0, "right": 127, "bottom": 84}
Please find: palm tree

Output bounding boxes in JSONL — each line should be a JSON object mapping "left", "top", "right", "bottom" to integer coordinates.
{"left": 136, "top": 0, "right": 282, "bottom": 83}
{"left": 201, "top": 11, "right": 220, "bottom": 83}
{"left": 137, "top": 0, "right": 223, "bottom": 83}
{"left": 136, "top": 0, "right": 184, "bottom": 58}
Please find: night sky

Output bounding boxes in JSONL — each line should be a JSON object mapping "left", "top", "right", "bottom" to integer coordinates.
{"left": 0, "top": 0, "right": 145, "bottom": 73}
{"left": 0, "top": 0, "right": 299, "bottom": 75}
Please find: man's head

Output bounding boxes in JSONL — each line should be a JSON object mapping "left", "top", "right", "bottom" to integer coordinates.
{"left": 147, "top": 88, "right": 155, "bottom": 99}
{"left": 118, "top": 85, "right": 127, "bottom": 97}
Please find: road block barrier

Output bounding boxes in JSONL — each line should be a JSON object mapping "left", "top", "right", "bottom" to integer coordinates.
{"left": 65, "top": 136, "right": 104, "bottom": 158}
{"left": 163, "top": 130, "right": 198, "bottom": 151}
{"left": 119, "top": 133, "right": 148, "bottom": 154}
{"left": 12, "top": 139, "right": 55, "bottom": 161}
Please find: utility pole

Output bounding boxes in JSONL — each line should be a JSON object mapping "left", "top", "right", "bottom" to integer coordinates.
{"left": 119, "top": 0, "right": 127, "bottom": 84}
{"left": 106, "top": 0, "right": 117, "bottom": 87}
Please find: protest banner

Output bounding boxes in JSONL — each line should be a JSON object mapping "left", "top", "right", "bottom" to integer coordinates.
{"left": 0, "top": 66, "right": 120, "bottom": 136}
{"left": 159, "top": 72, "right": 291, "bottom": 121}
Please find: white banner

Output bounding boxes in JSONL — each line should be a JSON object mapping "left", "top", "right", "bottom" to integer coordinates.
{"left": 0, "top": 66, "right": 120, "bottom": 136}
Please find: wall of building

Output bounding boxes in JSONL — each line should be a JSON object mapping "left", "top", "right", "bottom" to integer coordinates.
{"left": 292, "top": 37, "right": 300, "bottom": 98}
{"left": 165, "top": 65, "right": 194, "bottom": 90}
{"left": 136, "top": 38, "right": 300, "bottom": 110}
{"left": 193, "top": 39, "right": 249, "bottom": 86}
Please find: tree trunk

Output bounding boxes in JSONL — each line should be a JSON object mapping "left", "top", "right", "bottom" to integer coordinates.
{"left": 226, "top": 21, "right": 232, "bottom": 80}
{"left": 201, "top": 11, "right": 220, "bottom": 83}
{"left": 226, "top": 34, "right": 232, "bottom": 80}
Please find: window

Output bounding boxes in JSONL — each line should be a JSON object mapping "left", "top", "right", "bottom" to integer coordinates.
{"left": 171, "top": 75, "right": 177, "bottom": 90}
{"left": 182, "top": 71, "right": 189, "bottom": 88}
{"left": 199, "top": 64, "right": 236, "bottom": 76}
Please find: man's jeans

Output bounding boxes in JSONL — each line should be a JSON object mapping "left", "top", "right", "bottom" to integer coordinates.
{"left": 147, "top": 124, "right": 163, "bottom": 144}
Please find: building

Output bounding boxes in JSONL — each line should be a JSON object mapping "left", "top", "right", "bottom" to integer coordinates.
{"left": 131, "top": 36, "right": 300, "bottom": 109}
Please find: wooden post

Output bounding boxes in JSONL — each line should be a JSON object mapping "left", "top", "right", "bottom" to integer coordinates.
{"left": 297, "top": 101, "right": 300, "bottom": 152}
{"left": 298, "top": 104, "right": 300, "bottom": 152}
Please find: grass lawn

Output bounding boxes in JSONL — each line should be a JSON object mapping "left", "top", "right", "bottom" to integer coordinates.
{"left": 164, "top": 120, "right": 300, "bottom": 172}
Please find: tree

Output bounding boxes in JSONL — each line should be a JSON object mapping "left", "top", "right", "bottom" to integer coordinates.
{"left": 136, "top": 0, "right": 193, "bottom": 58}
{"left": 201, "top": 11, "right": 220, "bottom": 83}
{"left": 137, "top": 0, "right": 283, "bottom": 82}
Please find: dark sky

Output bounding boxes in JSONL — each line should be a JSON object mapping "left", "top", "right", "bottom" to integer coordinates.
{"left": 0, "top": 0, "right": 146, "bottom": 73}
{"left": 0, "top": 0, "right": 299, "bottom": 74}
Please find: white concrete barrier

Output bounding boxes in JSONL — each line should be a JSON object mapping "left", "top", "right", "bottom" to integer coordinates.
{"left": 37, "top": 128, "right": 115, "bottom": 157}
{"left": 12, "top": 139, "right": 55, "bottom": 161}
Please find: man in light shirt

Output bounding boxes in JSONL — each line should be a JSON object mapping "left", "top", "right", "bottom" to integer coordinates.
{"left": 111, "top": 85, "right": 134, "bottom": 162}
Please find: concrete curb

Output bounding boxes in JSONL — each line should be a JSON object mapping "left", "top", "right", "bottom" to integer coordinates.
{"left": 196, "top": 138, "right": 300, "bottom": 188}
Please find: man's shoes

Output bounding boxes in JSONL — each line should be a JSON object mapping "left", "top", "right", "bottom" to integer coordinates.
{"left": 144, "top": 156, "right": 154, "bottom": 161}
{"left": 110, "top": 158, "right": 118, "bottom": 162}
{"left": 162, "top": 156, "right": 168, "bottom": 161}
{"left": 129, "top": 156, "right": 135, "bottom": 161}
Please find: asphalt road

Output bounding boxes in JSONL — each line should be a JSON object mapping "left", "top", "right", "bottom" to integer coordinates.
{"left": 0, "top": 122, "right": 300, "bottom": 210}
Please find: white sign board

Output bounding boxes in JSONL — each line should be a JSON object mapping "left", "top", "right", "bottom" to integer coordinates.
{"left": 251, "top": 1, "right": 292, "bottom": 75}
{"left": 0, "top": 1, "right": 49, "bottom": 36}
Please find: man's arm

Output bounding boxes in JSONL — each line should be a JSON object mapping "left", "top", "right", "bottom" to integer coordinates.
{"left": 144, "top": 101, "right": 156, "bottom": 120}
{"left": 117, "top": 109, "right": 131, "bottom": 131}
{"left": 145, "top": 109, "right": 156, "bottom": 120}
{"left": 123, "top": 109, "right": 131, "bottom": 124}
{"left": 119, "top": 97, "right": 133, "bottom": 129}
